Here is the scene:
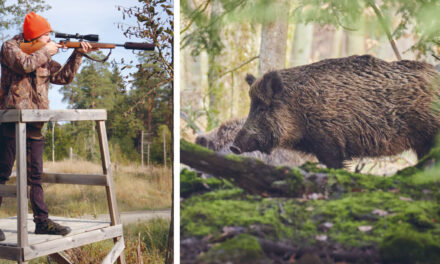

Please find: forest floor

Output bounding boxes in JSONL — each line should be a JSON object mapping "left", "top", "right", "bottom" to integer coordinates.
{"left": 180, "top": 140, "right": 440, "bottom": 264}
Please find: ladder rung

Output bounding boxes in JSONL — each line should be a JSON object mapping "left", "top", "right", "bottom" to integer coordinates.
{"left": 0, "top": 185, "right": 17, "bottom": 197}
{"left": 42, "top": 173, "right": 107, "bottom": 186}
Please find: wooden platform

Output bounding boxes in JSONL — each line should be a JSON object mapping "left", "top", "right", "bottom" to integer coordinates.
{"left": 0, "top": 110, "right": 125, "bottom": 263}
{"left": 0, "top": 215, "right": 123, "bottom": 262}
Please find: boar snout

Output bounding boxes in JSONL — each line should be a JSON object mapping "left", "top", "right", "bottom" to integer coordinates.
{"left": 195, "top": 136, "right": 209, "bottom": 147}
{"left": 196, "top": 135, "right": 216, "bottom": 150}
{"left": 230, "top": 145, "right": 242, "bottom": 154}
{"left": 232, "top": 130, "right": 260, "bottom": 154}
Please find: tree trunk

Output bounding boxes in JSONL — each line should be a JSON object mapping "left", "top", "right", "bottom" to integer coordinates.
{"left": 146, "top": 93, "right": 155, "bottom": 166}
{"left": 141, "top": 130, "right": 144, "bottom": 168}
{"left": 331, "top": 27, "right": 344, "bottom": 58}
{"left": 290, "top": 23, "right": 314, "bottom": 67}
{"left": 258, "top": 0, "right": 290, "bottom": 75}
{"left": 206, "top": 2, "right": 223, "bottom": 130}
{"left": 163, "top": 129, "right": 167, "bottom": 168}
{"left": 346, "top": 17, "right": 366, "bottom": 56}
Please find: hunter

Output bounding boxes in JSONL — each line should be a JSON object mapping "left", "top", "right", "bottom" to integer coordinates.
{"left": 0, "top": 12, "right": 95, "bottom": 240}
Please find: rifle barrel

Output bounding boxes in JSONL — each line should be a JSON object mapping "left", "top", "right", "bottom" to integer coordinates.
{"left": 62, "top": 41, "right": 154, "bottom": 51}
{"left": 123, "top": 42, "right": 155, "bottom": 51}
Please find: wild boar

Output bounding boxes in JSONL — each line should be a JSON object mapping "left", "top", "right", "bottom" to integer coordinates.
{"left": 196, "top": 118, "right": 316, "bottom": 167}
{"left": 230, "top": 55, "right": 440, "bottom": 168}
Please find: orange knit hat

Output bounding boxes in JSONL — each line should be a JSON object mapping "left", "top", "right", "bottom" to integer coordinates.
{"left": 23, "top": 12, "right": 52, "bottom": 41}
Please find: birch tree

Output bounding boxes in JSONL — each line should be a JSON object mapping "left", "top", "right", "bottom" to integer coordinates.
{"left": 258, "top": 0, "right": 290, "bottom": 75}
{"left": 290, "top": 23, "right": 314, "bottom": 67}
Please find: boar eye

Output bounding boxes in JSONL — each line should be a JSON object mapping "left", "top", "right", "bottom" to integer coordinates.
{"left": 256, "top": 103, "right": 268, "bottom": 113}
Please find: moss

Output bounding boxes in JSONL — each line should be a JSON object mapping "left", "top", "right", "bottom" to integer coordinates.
{"left": 285, "top": 168, "right": 305, "bottom": 194}
{"left": 416, "top": 145, "right": 440, "bottom": 168}
{"left": 181, "top": 139, "right": 440, "bottom": 260}
{"left": 204, "top": 177, "right": 232, "bottom": 189}
{"left": 181, "top": 139, "right": 216, "bottom": 155}
{"left": 380, "top": 230, "right": 440, "bottom": 264}
{"left": 300, "top": 162, "right": 326, "bottom": 173}
{"left": 225, "top": 153, "right": 246, "bottom": 162}
{"left": 181, "top": 191, "right": 299, "bottom": 239}
{"left": 180, "top": 168, "right": 206, "bottom": 197}
{"left": 197, "top": 234, "right": 266, "bottom": 264}
{"left": 182, "top": 185, "right": 440, "bottom": 246}
{"left": 397, "top": 165, "right": 422, "bottom": 177}
{"left": 180, "top": 168, "right": 235, "bottom": 198}
{"left": 193, "top": 188, "right": 245, "bottom": 202}
{"left": 328, "top": 169, "right": 395, "bottom": 191}
{"left": 402, "top": 204, "right": 438, "bottom": 230}
{"left": 306, "top": 192, "right": 440, "bottom": 247}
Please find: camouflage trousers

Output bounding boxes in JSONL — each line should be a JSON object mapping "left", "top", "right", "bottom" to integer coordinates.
{"left": 0, "top": 126, "right": 49, "bottom": 223}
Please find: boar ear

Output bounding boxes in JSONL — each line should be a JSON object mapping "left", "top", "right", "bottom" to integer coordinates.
{"left": 245, "top": 74, "right": 256, "bottom": 87}
{"left": 261, "top": 71, "right": 283, "bottom": 99}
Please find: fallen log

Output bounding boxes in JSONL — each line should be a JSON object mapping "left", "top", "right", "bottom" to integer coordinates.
{"left": 181, "top": 139, "right": 335, "bottom": 197}
{"left": 181, "top": 139, "right": 440, "bottom": 199}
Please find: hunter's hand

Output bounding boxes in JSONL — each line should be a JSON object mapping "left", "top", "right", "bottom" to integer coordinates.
{"left": 76, "top": 41, "right": 99, "bottom": 53}
{"left": 45, "top": 41, "right": 62, "bottom": 56}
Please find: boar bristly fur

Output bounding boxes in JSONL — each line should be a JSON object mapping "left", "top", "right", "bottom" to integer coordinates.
{"left": 231, "top": 55, "right": 440, "bottom": 169}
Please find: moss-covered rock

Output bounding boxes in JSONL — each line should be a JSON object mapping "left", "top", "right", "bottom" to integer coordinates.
{"left": 196, "top": 234, "right": 268, "bottom": 264}
{"left": 380, "top": 230, "right": 440, "bottom": 264}
{"left": 180, "top": 168, "right": 234, "bottom": 197}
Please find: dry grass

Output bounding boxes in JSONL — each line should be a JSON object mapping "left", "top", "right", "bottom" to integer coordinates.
{"left": 0, "top": 160, "right": 172, "bottom": 218}
{"left": 0, "top": 218, "right": 170, "bottom": 264}
{"left": 0, "top": 160, "right": 172, "bottom": 263}
{"left": 59, "top": 218, "right": 169, "bottom": 264}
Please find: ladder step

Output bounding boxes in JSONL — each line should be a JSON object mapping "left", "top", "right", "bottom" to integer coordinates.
{"left": 42, "top": 173, "right": 108, "bottom": 186}
{"left": 0, "top": 185, "right": 16, "bottom": 197}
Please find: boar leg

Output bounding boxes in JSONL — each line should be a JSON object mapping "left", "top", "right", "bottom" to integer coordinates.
{"left": 414, "top": 139, "right": 435, "bottom": 160}
{"left": 316, "top": 150, "right": 344, "bottom": 169}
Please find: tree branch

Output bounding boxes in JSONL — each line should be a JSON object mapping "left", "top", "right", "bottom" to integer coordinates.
{"left": 181, "top": 0, "right": 212, "bottom": 34}
{"left": 217, "top": 55, "right": 260, "bottom": 79}
{"left": 366, "top": 0, "right": 402, "bottom": 60}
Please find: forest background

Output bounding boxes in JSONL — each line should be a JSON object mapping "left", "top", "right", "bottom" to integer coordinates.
{"left": 180, "top": 1, "right": 440, "bottom": 263}
{"left": 180, "top": 0, "right": 440, "bottom": 137}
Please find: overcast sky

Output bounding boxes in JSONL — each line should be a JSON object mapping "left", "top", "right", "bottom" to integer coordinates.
{"left": 6, "top": 0, "right": 146, "bottom": 109}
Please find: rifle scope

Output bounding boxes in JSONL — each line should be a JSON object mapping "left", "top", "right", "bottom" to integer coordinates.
{"left": 55, "top": 33, "right": 99, "bottom": 42}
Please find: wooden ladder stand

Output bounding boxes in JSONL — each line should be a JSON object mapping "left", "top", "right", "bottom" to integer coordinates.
{"left": 0, "top": 109, "right": 125, "bottom": 264}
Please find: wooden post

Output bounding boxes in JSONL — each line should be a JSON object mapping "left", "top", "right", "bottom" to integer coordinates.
{"left": 163, "top": 129, "right": 166, "bottom": 168}
{"left": 96, "top": 121, "right": 125, "bottom": 264}
{"left": 52, "top": 122, "right": 55, "bottom": 164}
{"left": 147, "top": 135, "right": 151, "bottom": 167}
{"left": 69, "top": 147, "right": 73, "bottom": 161}
{"left": 141, "top": 130, "right": 144, "bottom": 168}
{"left": 16, "top": 121, "right": 28, "bottom": 251}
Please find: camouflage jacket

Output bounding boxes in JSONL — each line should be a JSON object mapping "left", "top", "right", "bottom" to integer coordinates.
{"left": 0, "top": 34, "right": 83, "bottom": 109}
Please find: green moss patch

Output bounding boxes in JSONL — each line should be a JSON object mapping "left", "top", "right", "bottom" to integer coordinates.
{"left": 181, "top": 141, "right": 440, "bottom": 263}
{"left": 380, "top": 230, "right": 440, "bottom": 264}
{"left": 196, "top": 234, "right": 266, "bottom": 264}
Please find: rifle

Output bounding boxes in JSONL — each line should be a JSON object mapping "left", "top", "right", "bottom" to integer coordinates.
{"left": 20, "top": 32, "right": 155, "bottom": 61}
